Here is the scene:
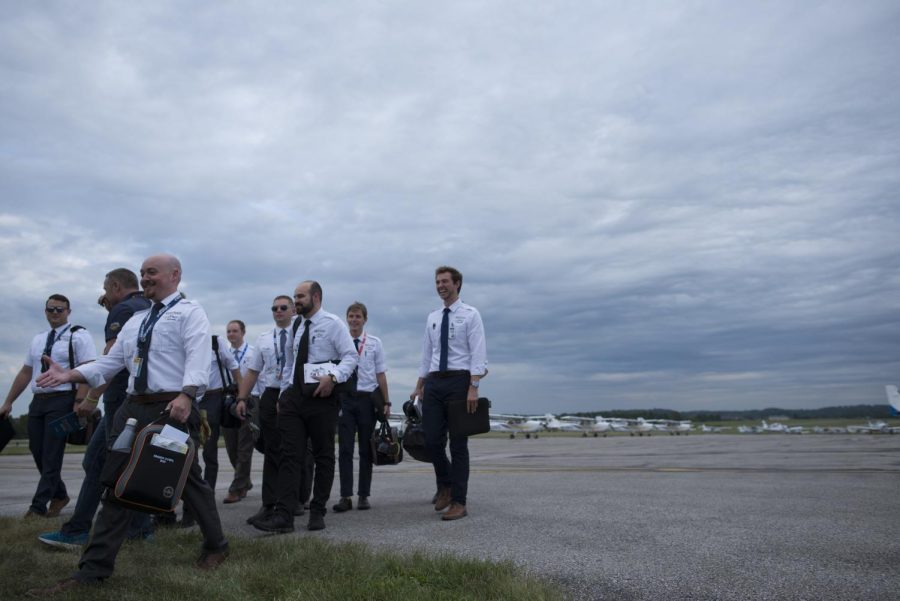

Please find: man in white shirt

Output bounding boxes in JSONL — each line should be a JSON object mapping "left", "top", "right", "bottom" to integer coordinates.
{"left": 252, "top": 280, "right": 358, "bottom": 533}
{"left": 1, "top": 294, "right": 96, "bottom": 519}
{"left": 28, "top": 254, "right": 229, "bottom": 595}
{"left": 410, "top": 266, "right": 487, "bottom": 521}
{"left": 333, "top": 301, "right": 390, "bottom": 513}
{"left": 234, "top": 296, "right": 296, "bottom": 526}
{"left": 222, "top": 319, "right": 259, "bottom": 504}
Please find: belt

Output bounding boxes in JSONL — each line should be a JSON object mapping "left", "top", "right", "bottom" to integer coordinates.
{"left": 428, "top": 370, "right": 470, "bottom": 379}
{"left": 32, "top": 391, "right": 73, "bottom": 400}
{"left": 206, "top": 388, "right": 223, "bottom": 395}
{"left": 265, "top": 387, "right": 281, "bottom": 392}
{"left": 128, "top": 392, "right": 180, "bottom": 404}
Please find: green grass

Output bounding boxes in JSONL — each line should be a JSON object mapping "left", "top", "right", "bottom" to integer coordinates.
{"left": 1, "top": 516, "right": 564, "bottom": 601}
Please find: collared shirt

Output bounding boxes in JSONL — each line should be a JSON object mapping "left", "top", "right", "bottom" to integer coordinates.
{"left": 231, "top": 342, "right": 263, "bottom": 396}
{"left": 247, "top": 325, "right": 291, "bottom": 389}
{"left": 208, "top": 336, "right": 240, "bottom": 390}
{"left": 77, "top": 291, "right": 211, "bottom": 396}
{"left": 353, "top": 332, "right": 387, "bottom": 393}
{"left": 104, "top": 291, "right": 151, "bottom": 405}
{"left": 418, "top": 299, "right": 487, "bottom": 377}
{"left": 25, "top": 323, "right": 97, "bottom": 393}
{"left": 282, "top": 308, "right": 358, "bottom": 391}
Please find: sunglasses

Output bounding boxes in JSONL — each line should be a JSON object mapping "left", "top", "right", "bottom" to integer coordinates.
{"left": 45, "top": 307, "right": 67, "bottom": 314}
{"left": 271, "top": 304, "right": 291, "bottom": 312}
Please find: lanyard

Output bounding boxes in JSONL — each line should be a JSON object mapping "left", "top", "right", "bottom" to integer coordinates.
{"left": 273, "top": 329, "right": 286, "bottom": 369}
{"left": 138, "top": 296, "right": 181, "bottom": 343}
{"left": 234, "top": 343, "right": 248, "bottom": 364}
{"left": 355, "top": 332, "right": 367, "bottom": 356}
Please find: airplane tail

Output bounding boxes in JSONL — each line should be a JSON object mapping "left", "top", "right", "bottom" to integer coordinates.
{"left": 886, "top": 385, "right": 900, "bottom": 416}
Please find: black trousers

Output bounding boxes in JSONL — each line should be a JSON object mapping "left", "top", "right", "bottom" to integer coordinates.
{"left": 27, "top": 391, "right": 74, "bottom": 513}
{"left": 74, "top": 398, "right": 227, "bottom": 582}
{"left": 423, "top": 373, "right": 470, "bottom": 505}
{"left": 337, "top": 391, "right": 376, "bottom": 498}
{"left": 258, "top": 387, "right": 282, "bottom": 507}
{"left": 274, "top": 387, "right": 339, "bottom": 517}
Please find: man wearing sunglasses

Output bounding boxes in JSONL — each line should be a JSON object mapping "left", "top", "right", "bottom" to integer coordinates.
{"left": 1, "top": 294, "right": 96, "bottom": 519}
{"left": 234, "top": 296, "right": 296, "bottom": 527}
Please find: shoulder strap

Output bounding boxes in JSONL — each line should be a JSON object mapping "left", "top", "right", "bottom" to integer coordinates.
{"left": 68, "top": 326, "right": 84, "bottom": 392}
{"left": 211, "top": 336, "right": 232, "bottom": 388}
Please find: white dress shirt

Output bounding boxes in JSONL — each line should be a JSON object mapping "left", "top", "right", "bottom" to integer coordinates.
{"left": 352, "top": 332, "right": 386, "bottom": 393}
{"left": 418, "top": 299, "right": 487, "bottom": 378}
{"left": 281, "top": 309, "right": 358, "bottom": 391}
{"left": 208, "top": 335, "right": 240, "bottom": 390}
{"left": 231, "top": 342, "right": 263, "bottom": 396}
{"left": 25, "top": 323, "right": 97, "bottom": 393}
{"left": 247, "top": 326, "right": 291, "bottom": 389}
{"left": 77, "top": 291, "right": 211, "bottom": 396}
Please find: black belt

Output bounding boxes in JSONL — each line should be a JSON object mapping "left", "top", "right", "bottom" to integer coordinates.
{"left": 32, "top": 391, "right": 74, "bottom": 400}
{"left": 265, "top": 387, "right": 281, "bottom": 392}
{"left": 128, "top": 392, "right": 180, "bottom": 404}
{"left": 428, "top": 370, "right": 470, "bottom": 379}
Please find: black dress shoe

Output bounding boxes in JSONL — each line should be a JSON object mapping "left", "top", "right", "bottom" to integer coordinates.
{"left": 357, "top": 496, "right": 370, "bottom": 510}
{"left": 293, "top": 504, "right": 306, "bottom": 517}
{"left": 332, "top": 497, "right": 352, "bottom": 512}
{"left": 178, "top": 513, "right": 196, "bottom": 528}
{"left": 253, "top": 512, "right": 294, "bottom": 534}
{"left": 307, "top": 513, "right": 325, "bottom": 531}
{"left": 246, "top": 505, "right": 272, "bottom": 526}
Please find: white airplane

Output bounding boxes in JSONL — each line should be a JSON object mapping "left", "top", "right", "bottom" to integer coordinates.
{"left": 699, "top": 424, "right": 728, "bottom": 433}
{"left": 650, "top": 419, "right": 693, "bottom": 435}
{"left": 559, "top": 415, "right": 613, "bottom": 437}
{"left": 493, "top": 414, "right": 544, "bottom": 439}
{"left": 886, "top": 385, "right": 900, "bottom": 416}
{"left": 542, "top": 414, "right": 583, "bottom": 433}
{"left": 624, "top": 417, "right": 655, "bottom": 436}
{"left": 846, "top": 420, "right": 893, "bottom": 434}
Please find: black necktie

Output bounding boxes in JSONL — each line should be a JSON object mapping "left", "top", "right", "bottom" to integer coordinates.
{"left": 354, "top": 338, "right": 361, "bottom": 352}
{"left": 134, "top": 302, "right": 164, "bottom": 393}
{"left": 439, "top": 308, "right": 450, "bottom": 372}
{"left": 292, "top": 320, "right": 311, "bottom": 385}
{"left": 40, "top": 329, "right": 57, "bottom": 373}
{"left": 279, "top": 329, "right": 287, "bottom": 367}
{"left": 233, "top": 348, "right": 240, "bottom": 363}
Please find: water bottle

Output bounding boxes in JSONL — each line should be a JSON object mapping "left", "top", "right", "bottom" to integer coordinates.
{"left": 111, "top": 418, "right": 138, "bottom": 451}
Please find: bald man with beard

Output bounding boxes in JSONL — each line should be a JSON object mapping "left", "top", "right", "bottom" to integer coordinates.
{"left": 28, "top": 254, "right": 229, "bottom": 596}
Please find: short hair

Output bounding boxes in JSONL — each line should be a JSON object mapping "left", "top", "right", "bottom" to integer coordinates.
{"left": 273, "top": 294, "right": 292, "bottom": 304}
{"left": 303, "top": 280, "right": 323, "bottom": 302}
{"left": 46, "top": 294, "right": 70, "bottom": 309}
{"left": 435, "top": 265, "right": 463, "bottom": 292}
{"left": 228, "top": 319, "right": 246, "bottom": 334}
{"left": 105, "top": 268, "right": 139, "bottom": 290}
{"left": 346, "top": 301, "right": 368, "bottom": 320}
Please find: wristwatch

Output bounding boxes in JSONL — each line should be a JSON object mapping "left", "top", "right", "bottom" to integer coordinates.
{"left": 329, "top": 374, "right": 338, "bottom": 385}
{"left": 470, "top": 380, "right": 480, "bottom": 389}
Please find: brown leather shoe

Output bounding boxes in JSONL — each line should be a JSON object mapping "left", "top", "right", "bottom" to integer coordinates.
{"left": 434, "top": 487, "right": 452, "bottom": 511}
{"left": 223, "top": 491, "right": 242, "bottom": 504}
{"left": 45, "top": 497, "right": 70, "bottom": 518}
{"left": 195, "top": 549, "right": 229, "bottom": 570}
{"left": 441, "top": 502, "right": 468, "bottom": 521}
{"left": 26, "top": 577, "right": 93, "bottom": 597}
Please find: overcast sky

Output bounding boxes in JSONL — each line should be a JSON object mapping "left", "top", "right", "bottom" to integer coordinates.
{"left": 1, "top": 1, "right": 898, "bottom": 416}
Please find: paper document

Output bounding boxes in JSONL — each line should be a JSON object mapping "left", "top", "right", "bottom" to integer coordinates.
{"left": 303, "top": 362, "right": 339, "bottom": 384}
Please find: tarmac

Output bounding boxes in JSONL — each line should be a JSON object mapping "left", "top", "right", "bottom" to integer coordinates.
{"left": 2, "top": 433, "right": 899, "bottom": 600}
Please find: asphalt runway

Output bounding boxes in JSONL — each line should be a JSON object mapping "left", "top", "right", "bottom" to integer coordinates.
{"left": 2, "top": 434, "right": 898, "bottom": 600}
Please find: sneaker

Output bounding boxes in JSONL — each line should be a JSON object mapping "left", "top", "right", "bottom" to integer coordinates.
{"left": 332, "top": 497, "right": 352, "bottom": 512}
{"left": 307, "top": 512, "right": 325, "bottom": 531}
{"left": 46, "top": 497, "right": 70, "bottom": 518}
{"left": 357, "top": 496, "right": 370, "bottom": 510}
{"left": 252, "top": 511, "right": 294, "bottom": 534}
{"left": 247, "top": 505, "right": 273, "bottom": 526}
{"left": 37, "top": 531, "right": 88, "bottom": 551}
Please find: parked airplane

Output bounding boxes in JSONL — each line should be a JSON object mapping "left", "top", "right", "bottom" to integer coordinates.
{"left": 559, "top": 415, "right": 613, "bottom": 437}
{"left": 542, "top": 414, "right": 583, "bottom": 433}
{"left": 493, "top": 414, "right": 544, "bottom": 439}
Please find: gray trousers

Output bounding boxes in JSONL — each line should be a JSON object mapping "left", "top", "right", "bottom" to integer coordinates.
{"left": 74, "top": 397, "right": 228, "bottom": 582}
{"left": 224, "top": 395, "right": 257, "bottom": 493}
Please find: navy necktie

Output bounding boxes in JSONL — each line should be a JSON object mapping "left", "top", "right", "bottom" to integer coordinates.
{"left": 134, "top": 302, "right": 164, "bottom": 393}
{"left": 292, "top": 320, "right": 311, "bottom": 384}
{"left": 41, "top": 329, "right": 56, "bottom": 373}
{"left": 279, "top": 329, "right": 287, "bottom": 366}
{"left": 439, "top": 308, "right": 450, "bottom": 372}
{"left": 233, "top": 348, "right": 241, "bottom": 363}
{"left": 354, "top": 338, "right": 361, "bottom": 352}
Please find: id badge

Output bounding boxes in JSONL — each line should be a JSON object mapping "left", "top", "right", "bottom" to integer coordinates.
{"left": 132, "top": 356, "right": 143, "bottom": 378}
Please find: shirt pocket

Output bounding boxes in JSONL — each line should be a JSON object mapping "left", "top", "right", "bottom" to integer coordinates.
{"left": 152, "top": 321, "right": 180, "bottom": 351}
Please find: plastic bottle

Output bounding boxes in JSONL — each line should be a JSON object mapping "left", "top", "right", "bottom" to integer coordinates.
{"left": 111, "top": 418, "right": 138, "bottom": 451}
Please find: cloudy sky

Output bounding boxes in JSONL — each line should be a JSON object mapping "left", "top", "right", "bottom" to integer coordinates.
{"left": 1, "top": 1, "right": 898, "bottom": 415}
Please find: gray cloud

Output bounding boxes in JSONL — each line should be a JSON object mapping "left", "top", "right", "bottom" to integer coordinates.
{"left": 1, "top": 1, "right": 898, "bottom": 415}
